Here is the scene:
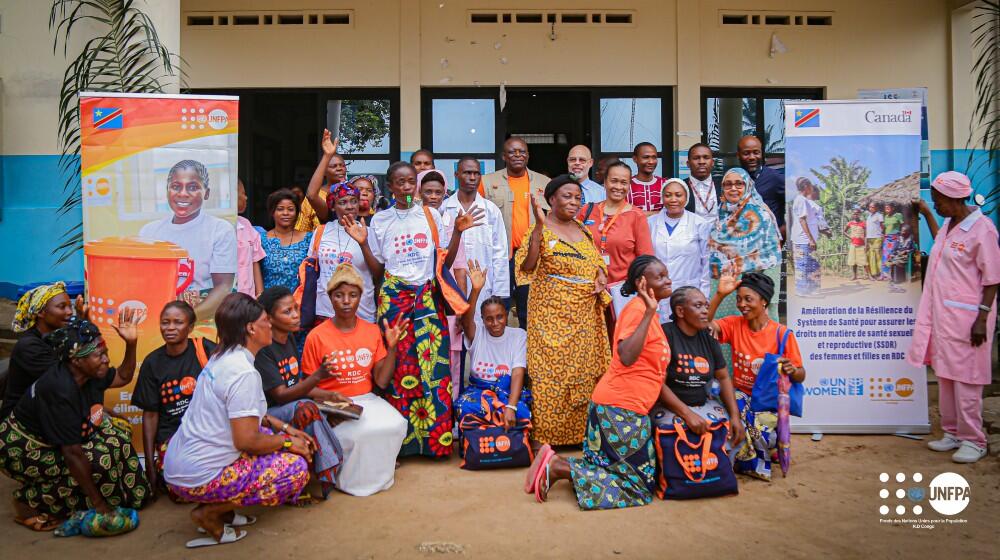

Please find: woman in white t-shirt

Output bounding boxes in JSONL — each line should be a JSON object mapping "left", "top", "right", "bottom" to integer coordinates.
{"left": 367, "top": 161, "right": 483, "bottom": 458}
{"left": 163, "top": 293, "right": 315, "bottom": 549}
{"left": 312, "top": 182, "right": 381, "bottom": 323}
{"left": 455, "top": 260, "right": 531, "bottom": 427}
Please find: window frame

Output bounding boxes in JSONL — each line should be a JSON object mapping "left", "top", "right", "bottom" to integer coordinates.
{"left": 421, "top": 87, "right": 504, "bottom": 174}
{"left": 590, "top": 86, "right": 674, "bottom": 177}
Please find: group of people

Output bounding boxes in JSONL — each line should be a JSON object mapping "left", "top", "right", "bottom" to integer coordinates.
{"left": 0, "top": 129, "right": 996, "bottom": 545}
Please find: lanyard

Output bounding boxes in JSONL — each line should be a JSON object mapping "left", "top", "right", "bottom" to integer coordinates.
{"left": 599, "top": 203, "right": 626, "bottom": 254}
{"left": 691, "top": 179, "right": 716, "bottom": 214}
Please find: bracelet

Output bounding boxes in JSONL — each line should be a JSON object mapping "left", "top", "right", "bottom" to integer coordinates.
{"left": 503, "top": 404, "right": 518, "bottom": 411}
{"left": 979, "top": 304, "right": 992, "bottom": 313}
{"left": 281, "top": 423, "right": 290, "bottom": 433}
{"left": 282, "top": 434, "right": 293, "bottom": 449}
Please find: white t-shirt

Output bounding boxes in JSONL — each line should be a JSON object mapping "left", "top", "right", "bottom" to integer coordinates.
{"left": 139, "top": 212, "right": 237, "bottom": 292}
{"left": 315, "top": 223, "right": 376, "bottom": 322}
{"left": 866, "top": 212, "right": 884, "bottom": 239}
{"left": 791, "top": 195, "right": 820, "bottom": 246}
{"left": 163, "top": 347, "right": 268, "bottom": 488}
{"left": 464, "top": 327, "right": 527, "bottom": 383}
{"left": 368, "top": 205, "right": 444, "bottom": 284}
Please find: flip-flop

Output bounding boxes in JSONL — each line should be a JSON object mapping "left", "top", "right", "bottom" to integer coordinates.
{"left": 524, "top": 444, "right": 552, "bottom": 493}
{"left": 197, "top": 513, "right": 256, "bottom": 533}
{"left": 186, "top": 525, "right": 247, "bottom": 548}
{"left": 535, "top": 460, "right": 552, "bottom": 503}
{"left": 14, "top": 513, "right": 60, "bottom": 532}
{"left": 527, "top": 447, "right": 555, "bottom": 496}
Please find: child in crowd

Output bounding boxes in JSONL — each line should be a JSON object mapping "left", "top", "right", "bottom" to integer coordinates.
{"left": 886, "top": 224, "right": 914, "bottom": 293}
{"left": 843, "top": 207, "right": 867, "bottom": 281}
{"left": 131, "top": 301, "right": 214, "bottom": 497}
{"left": 236, "top": 179, "right": 265, "bottom": 296}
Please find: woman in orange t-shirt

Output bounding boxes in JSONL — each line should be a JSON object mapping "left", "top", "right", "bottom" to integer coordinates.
{"left": 578, "top": 161, "right": 653, "bottom": 318}
{"left": 526, "top": 255, "right": 673, "bottom": 510}
{"left": 707, "top": 270, "right": 806, "bottom": 481}
{"left": 301, "top": 264, "right": 409, "bottom": 496}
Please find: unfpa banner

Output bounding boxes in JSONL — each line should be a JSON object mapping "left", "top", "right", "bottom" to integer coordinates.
{"left": 784, "top": 99, "right": 929, "bottom": 434}
{"left": 80, "top": 92, "right": 239, "bottom": 450}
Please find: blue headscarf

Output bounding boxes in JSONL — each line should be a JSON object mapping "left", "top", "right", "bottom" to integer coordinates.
{"left": 709, "top": 168, "right": 782, "bottom": 277}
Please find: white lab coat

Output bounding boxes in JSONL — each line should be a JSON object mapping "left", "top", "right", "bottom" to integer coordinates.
{"left": 647, "top": 209, "right": 713, "bottom": 323}
{"left": 440, "top": 192, "right": 510, "bottom": 322}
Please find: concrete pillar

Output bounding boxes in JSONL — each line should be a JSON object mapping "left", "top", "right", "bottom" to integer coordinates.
{"left": 399, "top": 0, "right": 422, "bottom": 154}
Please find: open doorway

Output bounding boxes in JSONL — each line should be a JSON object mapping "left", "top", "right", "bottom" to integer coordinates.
{"left": 503, "top": 89, "right": 591, "bottom": 179}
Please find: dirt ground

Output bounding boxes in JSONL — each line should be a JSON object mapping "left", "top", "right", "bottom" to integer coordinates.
{"left": 0, "top": 381, "right": 998, "bottom": 560}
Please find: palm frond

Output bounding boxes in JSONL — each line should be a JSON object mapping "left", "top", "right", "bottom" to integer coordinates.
{"left": 966, "top": 1, "right": 1000, "bottom": 213}
{"left": 50, "top": 0, "right": 178, "bottom": 264}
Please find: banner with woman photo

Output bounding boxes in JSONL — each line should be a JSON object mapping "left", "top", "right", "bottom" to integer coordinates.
{"left": 784, "top": 99, "right": 929, "bottom": 434}
{"left": 80, "top": 92, "right": 239, "bottom": 449}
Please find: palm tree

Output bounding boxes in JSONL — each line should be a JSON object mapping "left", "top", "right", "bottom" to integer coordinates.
{"left": 809, "top": 157, "right": 872, "bottom": 274}
{"left": 969, "top": 1, "right": 999, "bottom": 212}
{"left": 50, "top": 0, "right": 179, "bottom": 262}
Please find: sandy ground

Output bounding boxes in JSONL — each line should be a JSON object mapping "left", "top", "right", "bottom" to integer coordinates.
{"left": 0, "top": 382, "right": 997, "bottom": 560}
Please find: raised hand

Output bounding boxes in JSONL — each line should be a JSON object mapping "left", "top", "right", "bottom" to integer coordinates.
{"left": 530, "top": 191, "right": 546, "bottom": 224}
{"left": 455, "top": 207, "right": 485, "bottom": 233}
{"left": 340, "top": 215, "right": 368, "bottom": 243}
{"left": 74, "top": 295, "right": 89, "bottom": 322}
{"left": 717, "top": 267, "right": 740, "bottom": 296}
{"left": 321, "top": 129, "right": 339, "bottom": 157}
{"left": 111, "top": 307, "right": 143, "bottom": 344}
{"left": 468, "top": 260, "right": 487, "bottom": 291}
{"left": 636, "top": 276, "right": 657, "bottom": 312}
{"left": 383, "top": 317, "right": 410, "bottom": 350}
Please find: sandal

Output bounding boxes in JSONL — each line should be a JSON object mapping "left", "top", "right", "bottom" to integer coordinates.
{"left": 14, "top": 513, "right": 60, "bottom": 532}
{"left": 534, "top": 460, "right": 552, "bottom": 503}
{"left": 186, "top": 525, "right": 247, "bottom": 548}
{"left": 197, "top": 513, "right": 256, "bottom": 533}
{"left": 524, "top": 444, "right": 552, "bottom": 494}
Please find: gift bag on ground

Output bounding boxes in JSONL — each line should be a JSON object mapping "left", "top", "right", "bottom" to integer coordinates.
{"left": 653, "top": 414, "right": 738, "bottom": 500}
{"left": 749, "top": 327, "right": 804, "bottom": 417}
{"left": 459, "top": 391, "right": 532, "bottom": 470}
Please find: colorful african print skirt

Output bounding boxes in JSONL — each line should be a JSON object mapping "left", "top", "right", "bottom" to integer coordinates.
{"left": 880, "top": 234, "right": 899, "bottom": 278}
{"left": 0, "top": 416, "right": 150, "bottom": 517}
{"left": 378, "top": 274, "right": 454, "bottom": 457}
{"left": 793, "top": 243, "right": 820, "bottom": 295}
{"left": 732, "top": 390, "right": 778, "bottom": 481}
{"left": 268, "top": 399, "right": 343, "bottom": 497}
{"left": 566, "top": 403, "right": 657, "bottom": 511}
{"left": 167, "top": 448, "right": 309, "bottom": 507}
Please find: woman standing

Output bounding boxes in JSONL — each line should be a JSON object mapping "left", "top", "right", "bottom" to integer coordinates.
{"left": 791, "top": 178, "right": 823, "bottom": 295}
{"left": 255, "top": 287, "right": 345, "bottom": 498}
{"left": 880, "top": 202, "right": 904, "bottom": 280}
{"left": 368, "top": 162, "right": 482, "bottom": 458}
{"left": 301, "top": 265, "right": 409, "bottom": 495}
{"left": 163, "top": 293, "right": 314, "bottom": 548}
{"left": 517, "top": 175, "right": 611, "bottom": 446}
{"left": 910, "top": 172, "right": 1000, "bottom": 464}
{"left": 257, "top": 188, "right": 314, "bottom": 292}
{"left": 0, "top": 314, "right": 149, "bottom": 533}
{"left": 2, "top": 283, "right": 77, "bottom": 419}
{"left": 578, "top": 161, "right": 653, "bottom": 316}
{"left": 648, "top": 178, "right": 712, "bottom": 323}
{"left": 526, "top": 256, "right": 671, "bottom": 509}
{"left": 708, "top": 167, "right": 782, "bottom": 321}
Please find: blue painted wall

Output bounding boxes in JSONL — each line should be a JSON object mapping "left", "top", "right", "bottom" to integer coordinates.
{"left": 0, "top": 155, "right": 84, "bottom": 300}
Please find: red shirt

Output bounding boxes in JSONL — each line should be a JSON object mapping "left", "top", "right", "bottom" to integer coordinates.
{"left": 577, "top": 203, "right": 653, "bottom": 283}
{"left": 628, "top": 176, "right": 666, "bottom": 213}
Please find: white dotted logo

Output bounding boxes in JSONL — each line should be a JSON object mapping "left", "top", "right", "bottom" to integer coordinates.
{"left": 878, "top": 472, "right": 924, "bottom": 516}
{"left": 207, "top": 109, "right": 229, "bottom": 130}
{"left": 355, "top": 348, "right": 373, "bottom": 367}
{"left": 928, "top": 472, "right": 970, "bottom": 516}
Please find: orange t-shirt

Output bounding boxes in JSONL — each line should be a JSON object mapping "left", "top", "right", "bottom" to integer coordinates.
{"left": 716, "top": 316, "right": 803, "bottom": 394}
{"left": 590, "top": 298, "right": 670, "bottom": 414}
{"left": 508, "top": 174, "right": 531, "bottom": 252}
{"left": 301, "top": 318, "right": 387, "bottom": 397}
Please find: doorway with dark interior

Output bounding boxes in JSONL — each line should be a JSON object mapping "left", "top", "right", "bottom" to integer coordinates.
{"left": 503, "top": 89, "right": 590, "bottom": 179}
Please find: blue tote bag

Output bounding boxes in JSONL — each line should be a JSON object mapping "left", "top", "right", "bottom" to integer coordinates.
{"left": 749, "top": 327, "right": 804, "bottom": 417}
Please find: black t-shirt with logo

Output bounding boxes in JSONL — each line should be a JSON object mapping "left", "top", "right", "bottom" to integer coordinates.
{"left": 255, "top": 338, "right": 303, "bottom": 408}
{"left": 13, "top": 362, "right": 115, "bottom": 446}
{"left": 1, "top": 328, "right": 59, "bottom": 420}
{"left": 661, "top": 322, "right": 726, "bottom": 407}
{"left": 131, "top": 339, "right": 214, "bottom": 445}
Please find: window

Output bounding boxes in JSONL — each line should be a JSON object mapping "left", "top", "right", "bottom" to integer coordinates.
{"left": 422, "top": 90, "right": 501, "bottom": 186}
{"left": 702, "top": 87, "right": 823, "bottom": 174}
{"left": 327, "top": 94, "right": 398, "bottom": 191}
{"left": 594, "top": 89, "right": 672, "bottom": 178}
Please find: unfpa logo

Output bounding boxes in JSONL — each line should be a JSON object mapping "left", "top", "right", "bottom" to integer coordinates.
{"left": 879, "top": 471, "right": 970, "bottom": 517}
{"left": 478, "top": 435, "right": 512, "bottom": 455}
{"left": 680, "top": 452, "right": 718, "bottom": 475}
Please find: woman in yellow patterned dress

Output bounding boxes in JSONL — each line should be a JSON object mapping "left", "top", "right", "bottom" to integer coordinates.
{"left": 517, "top": 175, "right": 612, "bottom": 446}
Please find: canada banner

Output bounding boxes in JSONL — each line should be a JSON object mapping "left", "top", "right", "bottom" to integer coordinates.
{"left": 80, "top": 92, "right": 239, "bottom": 451}
{"left": 784, "top": 99, "right": 929, "bottom": 434}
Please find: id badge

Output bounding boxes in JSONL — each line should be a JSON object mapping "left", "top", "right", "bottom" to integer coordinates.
{"left": 602, "top": 254, "right": 611, "bottom": 265}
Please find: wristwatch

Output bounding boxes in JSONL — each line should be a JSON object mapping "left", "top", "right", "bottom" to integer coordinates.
{"left": 282, "top": 435, "right": 293, "bottom": 449}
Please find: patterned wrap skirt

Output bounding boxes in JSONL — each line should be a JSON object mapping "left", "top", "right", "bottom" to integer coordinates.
{"left": 167, "top": 440, "right": 309, "bottom": 507}
{"left": 377, "top": 274, "right": 454, "bottom": 457}
{"left": 566, "top": 403, "right": 657, "bottom": 511}
{"left": 793, "top": 243, "right": 820, "bottom": 295}
{"left": 0, "top": 416, "right": 150, "bottom": 517}
{"left": 880, "top": 233, "right": 900, "bottom": 277}
{"left": 267, "top": 399, "right": 343, "bottom": 496}
{"left": 732, "top": 390, "right": 778, "bottom": 481}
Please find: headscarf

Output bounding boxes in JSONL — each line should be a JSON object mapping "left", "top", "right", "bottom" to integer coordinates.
{"left": 661, "top": 177, "right": 689, "bottom": 205}
{"left": 709, "top": 168, "right": 781, "bottom": 277}
{"left": 325, "top": 181, "right": 360, "bottom": 213}
{"left": 326, "top": 263, "right": 365, "bottom": 294}
{"left": 930, "top": 171, "right": 972, "bottom": 199}
{"left": 44, "top": 317, "right": 104, "bottom": 361}
{"left": 739, "top": 272, "right": 775, "bottom": 304}
{"left": 416, "top": 169, "right": 449, "bottom": 197}
{"left": 543, "top": 174, "right": 582, "bottom": 204}
{"left": 13, "top": 282, "right": 67, "bottom": 334}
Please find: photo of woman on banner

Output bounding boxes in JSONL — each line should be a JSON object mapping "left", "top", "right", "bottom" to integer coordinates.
{"left": 138, "top": 159, "right": 237, "bottom": 321}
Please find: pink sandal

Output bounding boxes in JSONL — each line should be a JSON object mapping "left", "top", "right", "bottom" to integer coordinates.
{"left": 534, "top": 459, "right": 553, "bottom": 503}
{"left": 524, "top": 445, "right": 554, "bottom": 494}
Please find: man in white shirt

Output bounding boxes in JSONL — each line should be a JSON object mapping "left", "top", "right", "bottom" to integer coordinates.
{"left": 567, "top": 145, "right": 605, "bottom": 205}
{"left": 683, "top": 143, "right": 720, "bottom": 227}
{"left": 138, "top": 159, "right": 236, "bottom": 321}
{"left": 442, "top": 157, "right": 510, "bottom": 322}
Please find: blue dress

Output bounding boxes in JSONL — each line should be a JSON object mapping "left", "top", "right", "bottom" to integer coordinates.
{"left": 256, "top": 227, "right": 313, "bottom": 291}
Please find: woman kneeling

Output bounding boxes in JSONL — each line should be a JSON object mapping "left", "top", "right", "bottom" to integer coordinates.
{"left": 527, "top": 256, "right": 672, "bottom": 509}
{"left": 163, "top": 293, "right": 315, "bottom": 548}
